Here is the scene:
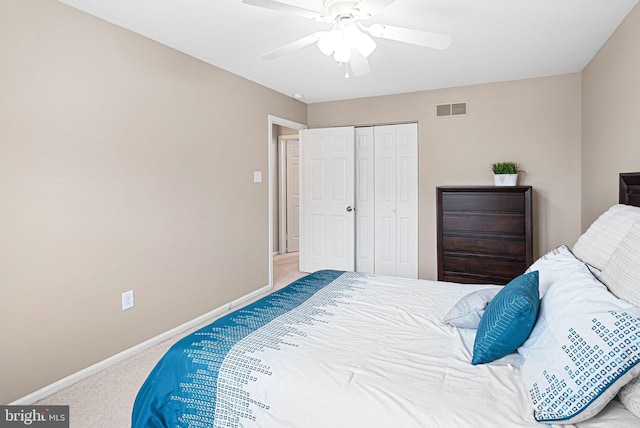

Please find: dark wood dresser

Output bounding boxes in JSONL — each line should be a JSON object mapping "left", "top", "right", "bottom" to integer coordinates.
{"left": 437, "top": 186, "right": 533, "bottom": 285}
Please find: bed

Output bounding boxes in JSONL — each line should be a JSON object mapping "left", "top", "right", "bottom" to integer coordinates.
{"left": 132, "top": 173, "right": 640, "bottom": 428}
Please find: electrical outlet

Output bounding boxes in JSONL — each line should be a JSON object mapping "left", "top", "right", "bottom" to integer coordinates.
{"left": 122, "top": 290, "right": 134, "bottom": 310}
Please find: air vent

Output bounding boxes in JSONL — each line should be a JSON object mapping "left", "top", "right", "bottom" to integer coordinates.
{"left": 435, "top": 101, "right": 468, "bottom": 118}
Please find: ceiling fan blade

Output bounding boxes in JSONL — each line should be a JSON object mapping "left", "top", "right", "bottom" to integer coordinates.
{"left": 263, "top": 32, "right": 325, "bottom": 60}
{"left": 355, "top": 0, "right": 398, "bottom": 18}
{"left": 349, "top": 49, "right": 371, "bottom": 76}
{"left": 242, "top": 0, "right": 326, "bottom": 20}
{"left": 367, "top": 24, "right": 452, "bottom": 50}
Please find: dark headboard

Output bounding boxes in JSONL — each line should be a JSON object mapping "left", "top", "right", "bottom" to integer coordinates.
{"left": 620, "top": 172, "right": 640, "bottom": 207}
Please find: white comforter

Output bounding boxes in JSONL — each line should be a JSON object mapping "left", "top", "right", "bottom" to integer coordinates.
{"left": 134, "top": 270, "right": 638, "bottom": 427}
{"left": 219, "top": 272, "right": 542, "bottom": 427}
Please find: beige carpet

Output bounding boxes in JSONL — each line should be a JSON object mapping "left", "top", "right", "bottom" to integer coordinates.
{"left": 273, "top": 251, "right": 305, "bottom": 288}
{"left": 34, "top": 253, "right": 306, "bottom": 427}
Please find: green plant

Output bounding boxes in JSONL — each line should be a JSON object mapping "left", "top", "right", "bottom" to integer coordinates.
{"left": 491, "top": 161, "right": 522, "bottom": 174}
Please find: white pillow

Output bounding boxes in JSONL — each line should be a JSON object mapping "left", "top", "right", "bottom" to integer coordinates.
{"left": 525, "top": 245, "right": 584, "bottom": 297}
{"left": 599, "top": 220, "right": 640, "bottom": 307}
{"left": 518, "top": 262, "right": 640, "bottom": 424}
{"left": 598, "top": 220, "right": 640, "bottom": 418}
{"left": 572, "top": 204, "right": 640, "bottom": 274}
{"left": 442, "top": 287, "right": 501, "bottom": 329}
{"left": 619, "top": 376, "right": 640, "bottom": 419}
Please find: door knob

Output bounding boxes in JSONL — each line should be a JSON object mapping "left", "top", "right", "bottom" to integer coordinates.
{"left": 346, "top": 206, "right": 353, "bottom": 212}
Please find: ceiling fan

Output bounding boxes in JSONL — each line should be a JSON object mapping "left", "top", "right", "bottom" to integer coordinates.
{"left": 242, "top": 0, "right": 452, "bottom": 77}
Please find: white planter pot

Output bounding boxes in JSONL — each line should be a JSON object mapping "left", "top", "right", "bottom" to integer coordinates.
{"left": 494, "top": 174, "right": 518, "bottom": 186}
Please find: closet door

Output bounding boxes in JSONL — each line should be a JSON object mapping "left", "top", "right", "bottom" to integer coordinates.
{"left": 299, "top": 127, "right": 356, "bottom": 273}
{"left": 298, "top": 124, "right": 417, "bottom": 278}
{"left": 355, "top": 127, "right": 375, "bottom": 273}
{"left": 374, "top": 124, "right": 418, "bottom": 278}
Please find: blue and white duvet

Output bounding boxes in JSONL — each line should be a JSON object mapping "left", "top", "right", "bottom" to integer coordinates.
{"left": 132, "top": 270, "right": 546, "bottom": 427}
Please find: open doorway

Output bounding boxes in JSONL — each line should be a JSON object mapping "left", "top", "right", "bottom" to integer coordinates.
{"left": 278, "top": 135, "right": 300, "bottom": 255}
{"left": 268, "top": 116, "right": 307, "bottom": 290}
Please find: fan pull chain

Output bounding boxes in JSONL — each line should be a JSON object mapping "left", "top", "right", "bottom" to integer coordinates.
{"left": 341, "top": 62, "right": 350, "bottom": 78}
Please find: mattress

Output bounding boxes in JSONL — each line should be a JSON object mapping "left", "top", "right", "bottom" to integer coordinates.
{"left": 133, "top": 270, "right": 546, "bottom": 427}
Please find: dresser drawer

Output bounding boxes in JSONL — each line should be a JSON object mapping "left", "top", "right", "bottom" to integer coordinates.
{"left": 441, "top": 233, "right": 526, "bottom": 256}
{"left": 441, "top": 192, "right": 525, "bottom": 212}
{"left": 441, "top": 253, "right": 527, "bottom": 284}
{"left": 441, "top": 213, "right": 525, "bottom": 235}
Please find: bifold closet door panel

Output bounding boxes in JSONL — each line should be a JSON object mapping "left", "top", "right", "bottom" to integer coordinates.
{"left": 299, "top": 126, "right": 356, "bottom": 273}
{"left": 374, "top": 124, "right": 418, "bottom": 278}
{"left": 355, "top": 127, "right": 375, "bottom": 274}
{"left": 374, "top": 125, "right": 397, "bottom": 276}
{"left": 394, "top": 124, "right": 418, "bottom": 279}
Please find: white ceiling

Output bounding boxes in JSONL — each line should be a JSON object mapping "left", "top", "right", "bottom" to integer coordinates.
{"left": 57, "top": 0, "right": 638, "bottom": 103}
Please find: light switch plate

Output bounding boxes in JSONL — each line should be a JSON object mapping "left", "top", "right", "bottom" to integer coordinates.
{"left": 253, "top": 171, "right": 262, "bottom": 183}
{"left": 122, "top": 290, "right": 134, "bottom": 310}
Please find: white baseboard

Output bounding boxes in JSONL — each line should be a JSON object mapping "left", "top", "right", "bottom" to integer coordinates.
{"left": 10, "top": 283, "right": 273, "bottom": 405}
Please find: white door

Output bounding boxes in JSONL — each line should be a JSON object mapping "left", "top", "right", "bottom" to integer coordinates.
{"left": 299, "top": 127, "right": 355, "bottom": 273}
{"left": 393, "top": 123, "right": 418, "bottom": 278}
{"left": 375, "top": 125, "right": 397, "bottom": 276}
{"left": 286, "top": 139, "right": 300, "bottom": 252}
{"left": 374, "top": 124, "right": 418, "bottom": 278}
{"left": 355, "top": 127, "right": 375, "bottom": 273}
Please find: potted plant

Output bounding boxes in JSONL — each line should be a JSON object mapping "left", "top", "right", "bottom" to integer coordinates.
{"left": 491, "top": 162, "right": 522, "bottom": 186}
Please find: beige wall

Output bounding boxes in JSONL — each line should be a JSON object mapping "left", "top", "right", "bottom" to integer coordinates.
{"left": 308, "top": 74, "right": 583, "bottom": 280}
{"left": 582, "top": 3, "right": 640, "bottom": 228}
{"left": 0, "top": 0, "right": 306, "bottom": 404}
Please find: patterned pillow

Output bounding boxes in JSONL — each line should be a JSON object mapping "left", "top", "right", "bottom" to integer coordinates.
{"left": 572, "top": 204, "right": 640, "bottom": 274}
{"left": 442, "top": 287, "right": 501, "bottom": 329}
{"left": 525, "top": 245, "right": 584, "bottom": 297}
{"left": 472, "top": 271, "right": 539, "bottom": 365}
{"left": 518, "top": 262, "right": 640, "bottom": 424}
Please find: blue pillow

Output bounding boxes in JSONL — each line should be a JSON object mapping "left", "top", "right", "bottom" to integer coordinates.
{"left": 472, "top": 271, "right": 540, "bottom": 365}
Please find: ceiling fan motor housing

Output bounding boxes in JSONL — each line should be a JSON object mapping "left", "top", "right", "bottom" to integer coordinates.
{"left": 324, "top": 0, "right": 361, "bottom": 17}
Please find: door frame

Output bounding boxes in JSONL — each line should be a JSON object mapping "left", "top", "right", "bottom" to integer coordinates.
{"left": 278, "top": 135, "right": 300, "bottom": 255}
{"left": 268, "top": 115, "right": 307, "bottom": 289}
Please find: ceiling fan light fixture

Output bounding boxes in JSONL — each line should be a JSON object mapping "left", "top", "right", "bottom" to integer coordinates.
{"left": 317, "top": 29, "right": 341, "bottom": 55}
{"left": 329, "top": 22, "right": 376, "bottom": 59}
{"left": 333, "top": 43, "right": 351, "bottom": 63}
{"left": 341, "top": 22, "right": 360, "bottom": 43}
{"left": 354, "top": 31, "right": 376, "bottom": 57}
